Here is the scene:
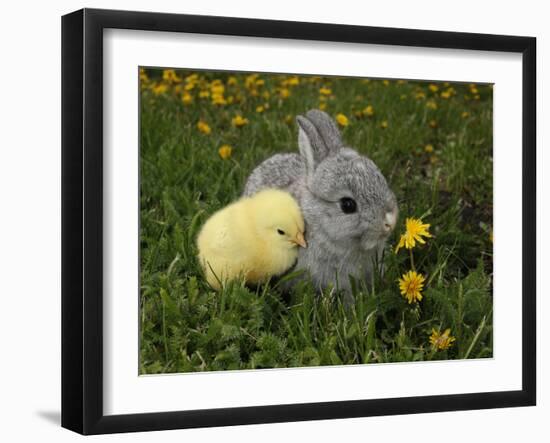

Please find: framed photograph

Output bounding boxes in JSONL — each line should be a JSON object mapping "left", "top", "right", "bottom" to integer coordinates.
{"left": 61, "top": 8, "right": 536, "bottom": 435}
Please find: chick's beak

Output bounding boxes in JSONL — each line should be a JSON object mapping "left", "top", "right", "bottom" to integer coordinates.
{"left": 293, "top": 231, "right": 307, "bottom": 248}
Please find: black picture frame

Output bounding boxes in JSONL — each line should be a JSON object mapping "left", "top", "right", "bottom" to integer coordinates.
{"left": 61, "top": 8, "right": 536, "bottom": 435}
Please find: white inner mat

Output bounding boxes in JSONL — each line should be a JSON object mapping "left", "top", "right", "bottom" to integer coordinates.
{"left": 103, "top": 28, "right": 523, "bottom": 415}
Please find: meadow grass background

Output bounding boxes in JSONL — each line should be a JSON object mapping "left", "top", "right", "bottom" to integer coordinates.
{"left": 139, "top": 68, "right": 493, "bottom": 374}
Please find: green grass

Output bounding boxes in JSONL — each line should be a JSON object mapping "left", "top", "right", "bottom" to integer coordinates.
{"left": 139, "top": 69, "right": 493, "bottom": 374}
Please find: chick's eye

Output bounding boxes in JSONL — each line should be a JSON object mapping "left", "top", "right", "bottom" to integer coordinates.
{"left": 339, "top": 197, "right": 357, "bottom": 214}
{"left": 277, "top": 229, "right": 285, "bottom": 235}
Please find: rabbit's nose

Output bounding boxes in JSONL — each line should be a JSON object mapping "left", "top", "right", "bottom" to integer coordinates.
{"left": 383, "top": 209, "right": 397, "bottom": 233}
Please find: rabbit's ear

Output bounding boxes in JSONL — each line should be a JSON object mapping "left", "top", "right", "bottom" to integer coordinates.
{"left": 296, "top": 110, "right": 343, "bottom": 176}
{"left": 305, "top": 110, "right": 343, "bottom": 155}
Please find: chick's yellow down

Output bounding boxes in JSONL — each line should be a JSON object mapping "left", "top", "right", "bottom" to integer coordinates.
{"left": 197, "top": 189, "right": 306, "bottom": 290}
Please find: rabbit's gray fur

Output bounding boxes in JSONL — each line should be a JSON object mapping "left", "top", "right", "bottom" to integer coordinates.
{"left": 243, "top": 110, "right": 397, "bottom": 303}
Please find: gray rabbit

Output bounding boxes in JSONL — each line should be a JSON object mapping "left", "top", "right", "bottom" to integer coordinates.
{"left": 243, "top": 110, "right": 398, "bottom": 303}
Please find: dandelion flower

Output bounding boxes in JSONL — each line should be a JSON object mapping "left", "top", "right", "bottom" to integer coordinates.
{"left": 232, "top": 115, "right": 249, "bottom": 127}
{"left": 139, "top": 68, "right": 149, "bottom": 83}
{"left": 440, "top": 90, "right": 451, "bottom": 99}
{"left": 199, "top": 90, "right": 210, "bottom": 99}
{"left": 181, "top": 92, "right": 193, "bottom": 105}
{"left": 218, "top": 144, "right": 232, "bottom": 160}
{"left": 162, "top": 69, "right": 182, "bottom": 83}
{"left": 211, "top": 93, "right": 227, "bottom": 106}
{"left": 152, "top": 83, "right": 168, "bottom": 95}
{"left": 429, "top": 328, "right": 456, "bottom": 350}
{"left": 279, "top": 88, "right": 291, "bottom": 99}
{"left": 380, "top": 120, "right": 388, "bottom": 129}
{"left": 319, "top": 103, "right": 327, "bottom": 110}
{"left": 197, "top": 120, "right": 211, "bottom": 135}
{"left": 395, "top": 217, "right": 432, "bottom": 253}
{"left": 424, "top": 144, "right": 434, "bottom": 153}
{"left": 256, "top": 105, "right": 264, "bottom": 113}
{"left": 426, "top": 100, "right": 437, "bottom": 110}
{"left": 319, "top": 87, "right": 332, "bottom": 96}
{"left": 398, "top": 270, "right": 425, "bottom": 304}
{"left": 210, "top": 81, "right": 225, "bottom": 95}
{"left": 227, "top": 76, "right": 238, "bottom": 86}
{"left": 428, "top": 84, "right": 439, "bottom": 93}
{"left": 336, "top": 113, "right": 349, "bottom": 127}
{"left": 382, "top": 79, "right": 390, "bottom": 86}
{"left": 363, "top": 105, "right": 374, "bottom": 117}
{"left": 286, "top": 76, "right": 300, "bottom": 86}
{"left": 461, "top": 111, "right": 470, "bottom": 119}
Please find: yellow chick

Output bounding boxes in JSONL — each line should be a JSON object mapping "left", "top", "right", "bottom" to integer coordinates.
{"left": 197, "top": 189, "right": 306, "bottom": 290}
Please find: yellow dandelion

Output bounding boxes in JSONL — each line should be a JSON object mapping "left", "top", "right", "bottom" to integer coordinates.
{"left": 380, "top": 120, "right": 388, "bottom": 129}
{"left": 184, "top": 82, "right": 196, "bottom": 91}
{"left": 256, "top": 105, "right": 264, "bottom": 113}
{"left": 440, "top": 90, "right": 451, "bottom": 99}
{"left": 428, "top": 84, "right": 439, "bottom": 93}
{"left": 429, "top": 328, "right": 456, "bottom": 350}
{"left": 461, "top": 111, "right": 470, "bottom": 119}
{"left": 279, "top": 88, "right": 291, "bottom": 99}
{"left": 382, "top": 79, "right": 390, "bottom": 86}
{"left": 319, "top": 102, "right": 327, "bottom": 111}
{"left": 181, "top": 92, "right": 193, "bottom": 105}
{"left": 415, "top": 91, "right": 426, "bottom": 100}
{"left": 218, "top": 144, "right": 232, "bottom": 160}
{"left": 336, "top": 113, "right": 349, "bottom": 127}
{"left": 211, "top": 93, "right": 227, "bottom": 106}
{"left": 363, "top": 105, "right": 374, "bottom": 117}
{"left": 426, "top": 100, "right": 438, "bottom": 110}
{"left": 470, "top": 85, "right": 479, "bottom": 95}
{"left": 286, "top": 76, "right": 300, "bottom": 86}
{"left": 398, "top": 270, "right": 425, "bottom": 304}
{"left": 397, "top": 80, "right": 406, "bottom": 85}
{"left": 210, "top": 82, "right": 225, "bottom": 95}
{"left": 197, "top": 120, "right": 211, "bottom": 135}
{"left": 255, "top": 78, "right": 265, "bottom": 87}
{"left": 395, "top": 217, "right": 432, "bottom": 253}
{"left": 152, "top": 83, "right": 168, "bottom": 95}
{"left": 199, "top": 90, "right": 210, "bottom": 99}
{"left": 139, "top": 68, "right": 149, "bottom": 83}
{"left": 232, "top": 115, "right": 249, "bottom": 127}
{"left": 424, "top": 144, "right": 434, "bottom": 153}
{"left": 284, "top": 114, "right": 293, "bottom": 124}
{"left": 227, "top": 76, "right": 238, "bottom": 86}
{"left": 162, "top": 69, "right": 182, "bottom": 83}
{"left": 319, "top": 87, "right": 332, "bottom": 96}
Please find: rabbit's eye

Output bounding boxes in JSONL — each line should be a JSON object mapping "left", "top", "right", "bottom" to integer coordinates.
{"left": 277, "top": 229, "right": 286, "bottom": 235}
{"left": 339, "top": 197, "right": 357, "bottom": 214}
